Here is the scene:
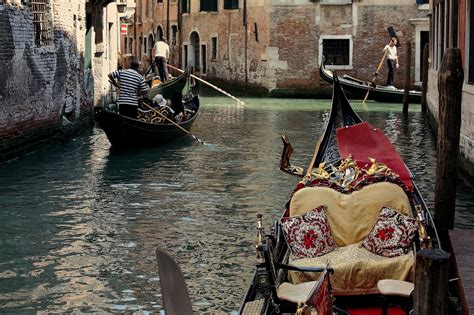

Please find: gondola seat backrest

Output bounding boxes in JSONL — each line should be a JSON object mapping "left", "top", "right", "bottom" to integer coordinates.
{"left": 288, "top": 182, "right": 412, "bottom": 247}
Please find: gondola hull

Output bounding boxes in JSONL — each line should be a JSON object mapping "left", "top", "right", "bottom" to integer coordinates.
{"left": 94, "top": 95, "right": 199, "bottom": 147}
{"left": 320, "top": 62, "right": 422, "bottom": 103}
{"left": 239, "top": 75, "right": 439, "bottom": 314}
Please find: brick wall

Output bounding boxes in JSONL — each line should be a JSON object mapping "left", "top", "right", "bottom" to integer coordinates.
{"left": 177, "top": 1, "right": 428, "bottom": 96}
{"left": 0, "top": 2, "right": 91, "bottom": 162}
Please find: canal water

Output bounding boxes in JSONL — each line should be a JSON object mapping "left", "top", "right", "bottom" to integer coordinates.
{"left": 0, "top": 97, "right": 473, "bottom": 313}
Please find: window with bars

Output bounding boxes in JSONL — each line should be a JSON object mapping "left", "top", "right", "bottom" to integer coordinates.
{"left": 31, "top": 0, "right": 53, "bottom": 47}
{"left": 322, "top": 38, "right": 350, "bottom": 66}
{"left": 224, "top": 0, "right": 238, "bottom": 10}
{"left": 200, "top": 0, "right": 217, "bottom": 12}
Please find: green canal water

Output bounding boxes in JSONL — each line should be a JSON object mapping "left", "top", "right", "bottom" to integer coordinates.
{"left": 0, "top": 97, "right": 473, "bottom": 313}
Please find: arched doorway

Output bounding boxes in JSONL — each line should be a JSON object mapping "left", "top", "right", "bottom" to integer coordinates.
{"left": 156, "top": 26, "right": 163, "bottom": 41}
{"left": 189, "top": 31, "right": 200, "bottom": 72}
{"left": 147, "top": 33, "right": 154, "bottom": 63}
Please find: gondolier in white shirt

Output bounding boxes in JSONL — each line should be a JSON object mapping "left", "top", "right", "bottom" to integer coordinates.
{"left": 108, "top": 60, "right": 149, "bottom": 119}
{"left": 152, "top": 36, "right": 170, "bottom": 83}
{"left": 383, "top": 37, "right": 399, "bottom": 87}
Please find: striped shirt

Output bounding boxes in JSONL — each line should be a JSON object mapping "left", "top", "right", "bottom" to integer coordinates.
{"left": 110, "top": 69, "right": 149, "bottom": 107}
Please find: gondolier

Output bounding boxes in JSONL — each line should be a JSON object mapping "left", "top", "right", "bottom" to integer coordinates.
{"left": 152, "top": 36, "right": 170, "bottom": 82}
{"left": 108, "top": 60, "right": 149, "bottom": 119}
{"left": 383, "top": 37, "right": 399, "bottom": 87}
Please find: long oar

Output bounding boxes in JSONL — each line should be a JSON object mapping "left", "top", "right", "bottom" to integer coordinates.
{"left": 168, "top": 64, "right": 245, "bottom": 105}
{"left": 141, "top": 102, "right": 205, "bottom": 144}
{"left": 362, "top": 49, "right": 389, "bottom": 104}
{"left": 156, "top": 247, "right": 193, "bottom": 315}
{"left": 304, "top": 137, "right": 322, "bottom": 179}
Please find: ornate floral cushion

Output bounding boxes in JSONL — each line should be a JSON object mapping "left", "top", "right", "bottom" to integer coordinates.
{"left": 362, "top": 207, "right": 417, "bottom": 257}
{"left": 281, "top": 206, "right": 336, "bottom": 259}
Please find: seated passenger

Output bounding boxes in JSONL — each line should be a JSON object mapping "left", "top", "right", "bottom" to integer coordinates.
{"left": 152, "top": 94, "right": 177, "bottom": 122}
{"left": 169, "top": 91, "right": 187, "bottom": 123}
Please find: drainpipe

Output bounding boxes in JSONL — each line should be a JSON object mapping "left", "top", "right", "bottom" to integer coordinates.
{"left": 177, "top": 0, "right": 183, "bottom": 68}
{"left": 167, "top": 0, "right": 170, "bottom": 40}
{"left": 134, "top": 5, "right": 137, "bottom": 58}
{"left": 243, "top": 0, "right": 248, "bottom": 92}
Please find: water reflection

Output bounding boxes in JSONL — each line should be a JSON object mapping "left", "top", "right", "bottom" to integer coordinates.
{"left": 0, "top": 97, "right": 472, "bottom": 313}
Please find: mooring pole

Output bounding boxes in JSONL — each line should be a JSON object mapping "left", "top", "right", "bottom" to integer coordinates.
{"left": 415, "top": 249, "right": 451, "bottom": 314}
{"left": 421, "top": 43, "right": 429, "bottom": 112}
{"left": 433, "top": 48, "right": 463, "bottom": 233}
{"left": 402, "top": 41, "right": 412, "bottom": 113}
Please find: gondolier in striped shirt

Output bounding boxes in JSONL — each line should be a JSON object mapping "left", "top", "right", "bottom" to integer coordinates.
{"left": 108, "top": 60, "right": 149, "bottom": 119}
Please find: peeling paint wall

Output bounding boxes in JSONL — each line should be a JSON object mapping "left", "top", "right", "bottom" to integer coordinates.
{"left": 0, "top": 2, "right": 90, "bottom": 161}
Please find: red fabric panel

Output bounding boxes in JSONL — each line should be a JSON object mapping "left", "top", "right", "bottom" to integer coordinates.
{"left": 336, "top": 122, "right": 413, "bottom": 191}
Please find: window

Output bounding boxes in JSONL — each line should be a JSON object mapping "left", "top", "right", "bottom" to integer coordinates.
{"left": 200, "top": 0, "right": 217, "bottom": 12}
{"left": 181, "top": 0, "right": 189, "bottom": 13}
{"left": 224, "top": 0, "right": 238, "bottom": 10}
{"left": 201, "top": 44, "right": 207, "bottom": 74}
{"left": 138, "top": 36, "right": 142, "bottom": 56}
{"left": 183, "top": 45, "right": 188, "bottom": 68}
{"left": 211, "top": 37, "right": 217, "bottom": 60}
{"left": 31, "top": 0, "right": 53, "bottom": 47}
{"left": 128, "top": 38, "right": 133, "bottom": 54}
{"left": 172, "top": 25, "right": 178, "bottom": 46}
{"left": 321, "top": 37, "right": 351, "bottom": 67}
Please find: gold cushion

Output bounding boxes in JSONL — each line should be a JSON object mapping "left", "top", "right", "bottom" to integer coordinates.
{"left": 288, "top": 243, "right": 414, "bottom": 296}
{"left": 289, "top": 182, "right": 412, "bottom": 247}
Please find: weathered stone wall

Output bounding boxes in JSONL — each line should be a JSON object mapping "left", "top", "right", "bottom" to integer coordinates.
{"left": 427, "top": 68, "right": 474, "bottom": 178}
{"left": 0, "top": 2, "right": 90, "bottom": 162}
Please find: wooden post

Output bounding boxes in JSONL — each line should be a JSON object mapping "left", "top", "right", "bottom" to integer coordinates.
{"left": 414, "top": 249, "right": 451, "bottom": 314}
{"left": 403, "top": 41, "right": 412, "bottom": 113}
{"left": 433, "top": 48, "right": 464, "bottom": 231}
{"left": 421, "top": 43, "right": 429, "bottom": 112}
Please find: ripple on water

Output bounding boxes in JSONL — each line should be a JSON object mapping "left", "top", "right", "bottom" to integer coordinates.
{"left": 0, "top": 98, "right": 472, "bottom": 313}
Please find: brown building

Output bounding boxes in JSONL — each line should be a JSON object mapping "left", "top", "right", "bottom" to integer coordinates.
{"left": 123, "top": 0, "right": 430, "bottom": 96}
{"left": 427, "top": 0, "right": 474, "bottom": 177}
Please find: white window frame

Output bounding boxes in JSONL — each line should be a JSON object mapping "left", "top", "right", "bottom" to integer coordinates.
{"left": 318, "top": 35, "right": 353, "bottom": 70}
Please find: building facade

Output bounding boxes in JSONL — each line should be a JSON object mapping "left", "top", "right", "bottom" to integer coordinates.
{"left": 426, "top": 0, "right": 474, "bottom": 177}
{"left": 124, "top": 0, "right": 430, "bottom": 96}
{"left": 0, "top": 0, "right": 128, "bottom": 161}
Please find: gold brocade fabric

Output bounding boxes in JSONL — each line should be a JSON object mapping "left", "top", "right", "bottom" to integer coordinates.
{"left": 287, "top": 182, "right": 414, "bottom": 295}
{"left": 289, "top": 243, "right": 415, "bottom": 296}
{"left": 289, "top": 182, "right": 412, "bottom": 247}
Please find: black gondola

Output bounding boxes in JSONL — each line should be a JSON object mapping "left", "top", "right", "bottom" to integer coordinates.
{"left": 239, "top": 75, "right": 440, "bottom": 314}
{"left": 95, "top": 66, "right": 200, "bottom": 147}
{"left": 319, "top": 61, "right": 422, "bottom": 104}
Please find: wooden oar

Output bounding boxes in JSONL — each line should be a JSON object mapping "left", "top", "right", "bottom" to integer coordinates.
{"left": 304, "top": 137, "right": 322, "bottom": 179}
{"left": 362, "top": 49, "right": 389, "bottom": 104}
{"left": 168, "top": 64, "right": 245, "bottom": 105}
{"left": 156, "top": 247, "right": 193, "bottom": 315}
{"left": 141, "top": 102, "right": 205, "bottom": 144}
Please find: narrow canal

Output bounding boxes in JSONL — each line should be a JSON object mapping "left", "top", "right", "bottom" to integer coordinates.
{"left": 0, "top": 97, "right": 473, "bottom": 313}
